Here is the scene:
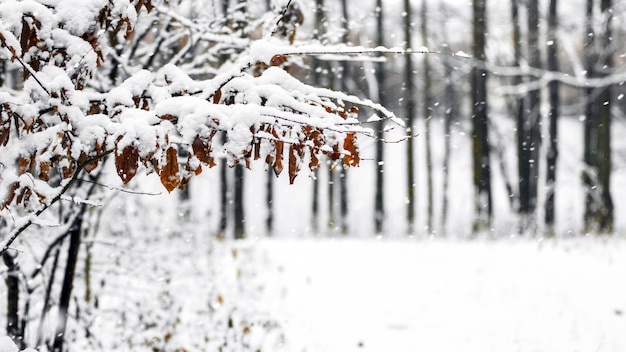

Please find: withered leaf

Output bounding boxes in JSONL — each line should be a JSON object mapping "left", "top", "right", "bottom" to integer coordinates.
{"left": 213, "top": 89, "right": 222, "bottom": 104}
{"left": 39, "top": 161, "right": 51, "bottom": 181}
{"left": 288, "top": 145, "right": 300, "bottom": 184}
{"left": 115, "top": 144, "right": 140, "bottom": 184}
{"left": 192, "top": 135, "right": 213, "bottom": 165}
{"left": 61, "top": 159, "right": 76, "bottom": 179}
{"left": 160, "top": 146, "right": 180, "bottom": 192}
{"left": 0, "top": 127, "right": 9, "bottom": 147}
{"left": 273, "top": 140, "right": 284, "bottom": 177}
{"left": 342, "top": 132, "right": 360, "bottom": 167}
{"left": 18, "top": 157, "right": 30, "bottom": 175}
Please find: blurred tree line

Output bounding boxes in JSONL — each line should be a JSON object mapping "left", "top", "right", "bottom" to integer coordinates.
{"left": 215, "top": 0, "right": 623, "bottom": 238}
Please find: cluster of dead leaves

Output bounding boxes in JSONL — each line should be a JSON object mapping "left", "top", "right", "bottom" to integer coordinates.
{"left": 1, "top": 0, "right": 363, "bottom": 215}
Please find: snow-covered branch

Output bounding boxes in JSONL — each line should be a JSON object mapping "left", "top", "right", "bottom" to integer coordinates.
{"left": 0, "top": 0, "right": 397, "bottom": 243}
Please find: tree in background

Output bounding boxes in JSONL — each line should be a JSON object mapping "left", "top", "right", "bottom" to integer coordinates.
{"left": 338, "top": 0, "right": 351, "bottom": 235}
{"left": 403, "top": 0, "right": 416, "bottom": 234}
{"left": 439, "top": 3, "right": 459, "bottom": 236}
{"left": 524, "top": 0, "right": 542, "bottom": 229}
{"left": 471, "top": 0, "right": 492, "bottom": 232}
{"left": 421, "top": 0, "right": 435, "bottom": 234}
{"left": 374, "top": 0, "right": 387, "bottom": 234}
{"left": 583, "top": 0, "right": 614, "bottom": 233}
{"left": 544, "top": 0, "right": 560, "bottom": 234}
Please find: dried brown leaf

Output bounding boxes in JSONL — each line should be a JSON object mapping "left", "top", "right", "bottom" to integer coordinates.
{"left": 39, "top": 161, "right": 51, "bottom": 181}
{"left": 288, "top": 145, "right": 299, "bottom": 184}
{"left": 160, "top": 146, "right": 180, "bottom": 192}
{"left": 273, "top": 140, "right": 284, "bottom": 176}
{"left": 115, "top": 144, "right": 140, "bottom": 184}
{"left": 342, "top": 132, "right": 360, "bottom": 167}
{"left": 192, "top": 135, "right": 213, "bottom": 165}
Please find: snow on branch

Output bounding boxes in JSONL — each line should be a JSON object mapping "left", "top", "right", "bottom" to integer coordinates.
{"left": 0, "top": 0, "right": 401, "bottom": 245}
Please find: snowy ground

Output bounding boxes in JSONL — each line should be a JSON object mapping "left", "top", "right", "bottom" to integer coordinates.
{"left": 249, "top": 237, "right": 626, "bottom": 352}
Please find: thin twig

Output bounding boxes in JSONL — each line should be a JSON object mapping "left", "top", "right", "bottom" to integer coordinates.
{"left": 271, "top": 0, "right": 294, "bottom": 36}
{"left": 13, "top": 57, "right": 50, "bottom": 96}
{"left": 0, "top": 151, "right": 112, "bottom": 256}
{"left": 278, "top": 47, "right": 471, "bottom": 59}
{"left": 75, "top": 179, "right": 162, "bottom": 196}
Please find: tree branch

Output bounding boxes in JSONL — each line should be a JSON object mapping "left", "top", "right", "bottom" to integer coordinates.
{"left": 0, "top": 151, "right": 112, "bottom": 256}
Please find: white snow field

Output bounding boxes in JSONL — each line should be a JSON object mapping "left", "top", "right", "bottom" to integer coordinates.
{"left": 250, "top": 238, "right": 626, "bottom": 352}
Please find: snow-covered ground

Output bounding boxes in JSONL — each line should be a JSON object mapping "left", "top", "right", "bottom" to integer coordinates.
{"left": 41, "top": 233, "right": 625, "bottom": 351}
{"left": 252, "top": 237, "right": 626, "bottom": 352}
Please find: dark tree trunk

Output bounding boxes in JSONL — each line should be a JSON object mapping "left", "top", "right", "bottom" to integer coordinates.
{"left": 403, "top": 0, "right": 416, "bottom": 235}
{"left": 339, "top": 0, "right": 350, "bottom": 235}
{"left": 218, "top": 0, "right": 230, "bottom": 238}
{"left": 597, "top": 0, "right": 613, "bottom": 232}
{"left": 526, "top": 0, "right": 542, "bottom": 221}
{"left": 544, "top": 0, "right": 559, "bottom": 234}
{"left": 4, "top": 251, "right": 23, "bottom": 349}
{"left": 52, "top": 212, "right": 84, "bottom": 352}
{"left": 266, "top": 168, "right": 274, "bottom": 236}
{"left": 234, "top": 164, "right": 245, "bottom": 239}
{"left": 583, "top": 0, "right": 597, "bottom": 231}
{"left": 584, "top": 0, "right": 614, "bottom": 233}
{"left": 219, "top": 134, "right": 228, "bottom": 238}
{"left": 374, "top": 0, "right": 386, "bottom": 235}
{"left": 471, "top": 0, "right": 492, "bottom": 232}
{"left": 512, "top": 0, "right": 529, "bottom": 220}
{"left": 264, "top": 0, "right": 273, "bottom": 237}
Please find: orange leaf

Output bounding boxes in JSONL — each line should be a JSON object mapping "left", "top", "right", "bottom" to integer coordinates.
{"left": 83, "top": 158, "right": 100, "bottom": 173}
{"left": 192, "top": 135, "right": 214, "bottom": 165}
{"left": 342, "top": 132, "right": 360, "bottom": 167}
{"left": 18, "top": 157, "right": 30, "bottom": 175}
{"left": 309, "top": 148, "right": 320, "bottom": 170}
{"left": 39, "top": 161, "right": 51, "bottom": 181}
{"left": 273, "top": 140, "right": 284, "bottom": 176}
{"left": 160, "top": 146, "right": 180, "bottom": 192}
{"left": 61, "top": 159, "right": 76, "bottom": 179}
{"left": 115, "top": 144, "right": 140, "bottom": 184}
{"left": 1, "top": 182, "right": 19, "bottom": 209}
{"left": 0, "top": 129, "right": 7, "bottom": 146}
{"left": 288, "top": 145, "right": 300, "bottom": 184}
{"left": 213, "top": 89, "right": 222, "bottom": 104}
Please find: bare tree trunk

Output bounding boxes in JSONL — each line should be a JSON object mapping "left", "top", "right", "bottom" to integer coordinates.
{"left": 328, "top": 166, "right": 335, "bottom": 230}
{"left": 264, "top": 0, "right": 274, "bottom": 237}
{"left": 597, "top": 0, "right": 613, "bottom": 232}
{"left": 584, "top": 0, "right": 614, "bottom": 233}
{"left": 374, "top": 0, "right": 386, "bottom": 235}
{"left": 421, "top": 0, "right": 434, "bottom": 234}
{"left": 403, "top": 0, "right": 416, "bottom": 235}
{"left": 544, "top": 0, "right": 559, "bottom": 235}
{"left": 219, "top": 134, "right": 228, "bottom": 238}
{"left": 218, "top": 0, "right": 230, "bottom": 239}
{"left": 338, "top": 0, "right": 350, "bottom": 235}
{"left": 4, "top": 251, "right": 23, "bottom": 349}
{"left": 234, "top": 164, "right": 245, "bottom": 239}
{"left": 471, "top": 0, "right": 492, "bottom": 233}
{"left": 266, "top": 167, "right": 274, "bottom": 236}
{"left": 52, "top": 211, "right": 84, "bottom": 352}
{"left": 311, "top": 0, "right": 326, "bottom": 234}
{"left": 526, "top": 0, "right": 542, "bottom": 228}
{"left": 512, "top": 0, "right": 529, "bottom": 223}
